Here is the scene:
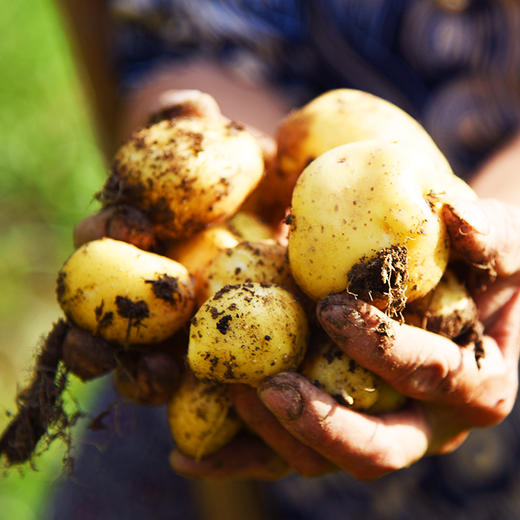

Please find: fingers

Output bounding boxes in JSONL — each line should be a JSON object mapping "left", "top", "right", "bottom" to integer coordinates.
{"left": 486, "top": 289, "right": 520, "bottom": 363}
{"left": 257, "top": 372, "right": 431, "bottom": 481}
{"left": 230, "top": 384, "right": 336, "bottom": 477}
{"left": 318, "top": 294, "right": 483, "bottom": 403}
{"left": 74, "top": 207, "right": 114, "bottom": 247}
{"left": 62, "top": 325, "right": 117, "bottom": 381}
{"left": 147, "top": 89, "right": 223, "bottom": 126}
{"left": 472, "top": 272, "right": 520, "bottom": 326}
{"left": 443, "top": 199, "right": 520, "bottom": 278}
{"left": 73, "top": 205, "right": 154, "bottom": 250}
{"left": 318, "top": 293, "right": 519, "bottom": 427}
{"left": 170, "top": 434, "right": 289, "bottom": 480}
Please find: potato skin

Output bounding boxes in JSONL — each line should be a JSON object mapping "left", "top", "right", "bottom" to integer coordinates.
{"left": 301, "top": 340, "right": 404, "bottom": 412}
{"left": 188, "top": 283, "right": 308, "bottom": 386}
{"left": 226, "top": 211, "right": 274, "bottom": 242}
{"left": 275, "top": 89, "right": 454, "bottom": 210}
{"left": 404, "top": 269, "right": 478, "bottom": 339}
{"left": 199, "top": 240, "right": 293, "bottom": 305}
{"left": 57, "top": 238, "right": 195, "bottom": 345}
{"left": 288, "top": 140, "right": 476, "bottom": 304}
{"left": 102, "top": 117, "right": 264, "bottom": 240}
{"left": 166, "top": 212, "right": 274, "bottom": 303}
{"left": 168, "top": 371, "right": 242, "bottom": 459}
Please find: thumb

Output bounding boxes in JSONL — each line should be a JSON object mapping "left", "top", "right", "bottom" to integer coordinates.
{"left": 442, "top": 198, "right": 520, "bottom": 278}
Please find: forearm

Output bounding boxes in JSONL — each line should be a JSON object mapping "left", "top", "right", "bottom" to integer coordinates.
{"left": 57, "top": 0, "right": 290, "bottom": 158}
{"left": 117, "top": 61, "right": 291, "bottom": 143}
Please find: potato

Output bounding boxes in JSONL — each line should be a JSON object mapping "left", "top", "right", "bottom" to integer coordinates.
{"left": 100, "top": 117, "right": 264, "bottom": 240}
{"left": 275, "top": 89, "right": 453, "bottom": 209}
{"left": 166, "top": 212, "right": 273, "bottom": 274}
{"left": 57, "top": 238, "right": 195, "bottom": 345}
{"left": 166, "top": 225, "right": 239, "bottom": 280}
{"left": 168, "top": 371, "right": 242, "bottom": 460}
{"left": 188, "top": 283, "right": 308, "bottom": 386}
{"left": 166, "top": 212, "right": 275, "bottom": 303}
{"left": 226, "top": 211, "right": 274, "bottom": 242}
{"left": 288, "top": 140, "right": 476, "bottom": 313}
{"left": 198, "top": 240, "right": 293, "bottom": 305}
{"left": 404, "top": 269, "right": 479, "bottom": 340}
{"left": 301, "top": 340, "right": 405, "bottom": 412}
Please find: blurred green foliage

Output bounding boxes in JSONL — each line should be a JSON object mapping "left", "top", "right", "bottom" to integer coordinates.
{"left": 0, "top": 0, "right": 105, "bottom": 320}
{"left": 0, "top": 1, "right": 106, "bottom": 518}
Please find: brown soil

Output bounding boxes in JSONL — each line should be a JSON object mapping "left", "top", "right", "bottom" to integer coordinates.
{"left": 347, "top": 246, "right": 409, "bottom": 319}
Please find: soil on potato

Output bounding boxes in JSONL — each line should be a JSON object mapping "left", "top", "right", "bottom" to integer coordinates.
{"left": 410, "top": 305, "right": 477, "bottom": 341}
{"left": 347, "top": 245, "right": 408, "bottom": 319}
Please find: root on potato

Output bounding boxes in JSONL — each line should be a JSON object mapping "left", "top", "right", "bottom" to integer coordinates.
{"left": 0, "top": 320, "right": 76, "bottom": 467}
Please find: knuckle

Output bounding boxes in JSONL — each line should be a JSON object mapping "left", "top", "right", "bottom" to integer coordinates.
{"left": 473, "top": 395, "right": 515, "bottom": 427}
{"left": 348, "top": 438, "right": 408, "bottom": 482}
{"left": 396, "top": 357, "right": 456, "bottom": 398}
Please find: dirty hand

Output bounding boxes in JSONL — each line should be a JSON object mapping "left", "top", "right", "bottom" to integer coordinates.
{"left": 170, "top": 198, "right": 520, "bottom": 480}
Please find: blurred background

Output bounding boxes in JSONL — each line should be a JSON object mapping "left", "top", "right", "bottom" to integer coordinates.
{"left": 0, "top": 1, "right": 106, "bottom": 517}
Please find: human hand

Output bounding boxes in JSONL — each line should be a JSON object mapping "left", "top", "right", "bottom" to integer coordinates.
{"left": 170, "top": 198, "right": 520, "bottom": 480}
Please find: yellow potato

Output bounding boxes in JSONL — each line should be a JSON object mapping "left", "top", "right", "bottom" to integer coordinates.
{"left": 168, "top": 371, "right": 242, "bottom": 460}
{"left": 57, "top": 238, "right": 195, "bottom": 345}
{"left": 226, "top": 212, "right": 274, "bottom": 242}
{"left": 101, "top": 117, "right": 264, "bottom": 240}
{"left": 404, "top": 269, "right": 478, "bottom": 340}
{"left": 199, "top": 240, "right": 293, "bottom": 305}
{"left": 288, "top": 140, "right": 476, "bottom": 313}
{"left": 275, "top": 88, "right": 453, "bottom": 207}
{"left": 188, "top": 283, "right": 308, "bottom": 386}
{"left": 301, "top": 340, "right": 405, "bottom": 412}
{"left": 166, "top": 226, "right": 239, "bottom": 280}
{"left": 166, "top": 212, "right": 275, "bottom": 303}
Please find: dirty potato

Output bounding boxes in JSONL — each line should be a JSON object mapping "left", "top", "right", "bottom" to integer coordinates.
{"left": 226, "top": 211, "right": 275, "bottom": 242}
{"left": 188, "top": 283, "right": 308, "bottom": 386}
{"left": 404, "top": 269, "right": 479, "bottom": 340}
{"left": 275, "top": 89, "right": 453, "bottom": 209}
{"left": 166, "top": 211, "right": 273, "bottom": 278}
{"left": 166, "top": 212, "right": 275, "bottom": 303}
{"left": 168, "top": 371, "right": 242, "bottom": 460}
{"left": 301, "top": 340, "right": 405, "bottom": 412}
{"left": 100, "top": 117, "right": 264, "bottom": 240}
{"left": 198, "top": 240, "right": 293, "bottom": 305}
{"left": 288, "top": 140, "right": 476, "bottom": 314}
{"left": 57, "top": 238, "right": 195, "bottom": 345}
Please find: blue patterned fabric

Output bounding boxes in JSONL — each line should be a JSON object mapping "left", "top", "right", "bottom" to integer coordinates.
{"left": 107, "top": 0, "right": 520, "bottom": 177}
{"left": 48, "top": 2, "right": 520, "bottom": 518}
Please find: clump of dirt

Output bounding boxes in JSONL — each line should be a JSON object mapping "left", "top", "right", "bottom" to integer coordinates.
{"left": 216, "top": 315, "right": 233, "bottom": 335}
{"left": 347, "top": 246, "right": 408, "bottom": 319}
{"left": 145, "top": 274, "right": 182, "bottom": 305}
{"left": 406, "top": 298, "right": 478, "bottom": 341}
{"left": 115, "top": 296, "right": 150, "bottom": 341}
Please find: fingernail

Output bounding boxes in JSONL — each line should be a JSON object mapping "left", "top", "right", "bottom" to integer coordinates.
{"left": 318, "top": 299, "right": 370, "bottom": 341}
{"left": 259, "top": 381, "right": 303, "bottom": 420}
{"left": 318, "top": 298, "right": 395, "bottom": 357}
{"left": 446, "top": 200, "right": 490, "bottom": 236}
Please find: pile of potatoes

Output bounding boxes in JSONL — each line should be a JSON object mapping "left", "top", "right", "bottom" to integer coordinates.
{"left": 56, "top": 89, "right": 479, "bottom": 460}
